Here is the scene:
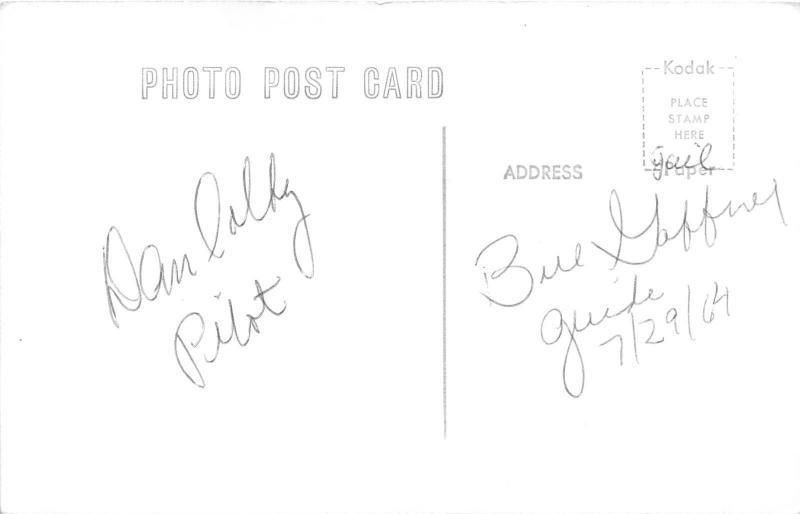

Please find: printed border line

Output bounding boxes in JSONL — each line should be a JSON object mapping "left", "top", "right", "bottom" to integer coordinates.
{"left": 641, "top": 68, "right": 650, "bottom": 169}
{"left": 641, "top": 69, "right": 645, "bottom": 168}
{"left": 641, "top": 67, "right": 659, "bottom": 171}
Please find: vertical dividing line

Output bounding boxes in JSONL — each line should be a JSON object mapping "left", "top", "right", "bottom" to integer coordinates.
{"left": 731, "top": 68, "right": 736, "bottom": 170}
{"left": 442, "top": 126, "right": 447, "bottom": 440}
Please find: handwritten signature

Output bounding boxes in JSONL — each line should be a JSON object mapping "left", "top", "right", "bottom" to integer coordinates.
{"left": 649, "top": 142, "right": 716, "bottom": 180}
{"left": 103, "top": 153, "right": 314, "bottom": 387}
{"left": 475, "top": 179, "right": 786, "bottom": 397}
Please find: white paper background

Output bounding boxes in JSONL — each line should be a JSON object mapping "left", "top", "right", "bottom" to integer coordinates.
{"left": 1, "top": 3, "right": 799, "bottom": 513}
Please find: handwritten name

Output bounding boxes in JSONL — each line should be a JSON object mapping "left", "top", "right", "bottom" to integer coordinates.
{"left": 475, "top": 179, "right": 786, "bottom": 397}
{"left": 103, "top": 153, "right": 314, "bottom": 387}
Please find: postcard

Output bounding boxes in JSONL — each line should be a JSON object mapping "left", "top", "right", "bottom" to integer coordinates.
{"left": 1, "top": 2, "right": 799, "bottom": 513}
